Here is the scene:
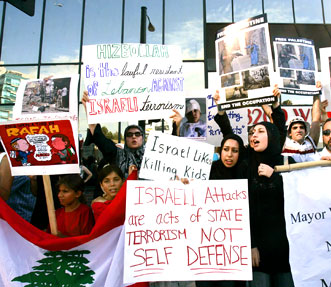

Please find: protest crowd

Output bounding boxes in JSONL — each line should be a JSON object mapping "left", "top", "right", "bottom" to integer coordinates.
{"left": 1, "top": 13, "right": 331, "bottom": 287}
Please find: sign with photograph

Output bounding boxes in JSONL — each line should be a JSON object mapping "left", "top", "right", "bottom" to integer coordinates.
{"left": 320, "top": 47, "right": 331, "bottom": 114}
{"left": 139, "top": 131, "right": 214, "bottom": 181}
{"left": 215, "top": 14, "right": 275, "bottom": 110}
{"left": 0, "top": 119, "right": 79, "bottom": 176}
{"left": 274, "top": 37, "right": 319, "bottom": 97}
{"left": 13, "top": 75, "right": 79, "bottom": 122}
{"left": 82, "top": 43, "right": 185, "bottom": 124}
{"left": 124, "top": 179, "right": 252, "bottom": 283}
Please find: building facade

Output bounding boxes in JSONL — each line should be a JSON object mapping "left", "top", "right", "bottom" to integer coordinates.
{"left": 0, "top": 0, "right": 330, "bottom": 135}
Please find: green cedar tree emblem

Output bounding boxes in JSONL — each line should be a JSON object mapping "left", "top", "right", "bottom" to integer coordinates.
{"left": 12, "top": 250, "right": 95, "bottom": 286}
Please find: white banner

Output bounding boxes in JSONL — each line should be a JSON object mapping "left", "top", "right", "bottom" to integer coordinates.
{"left": 139, "top": 131, "right": 214, "bottom": 180}
{"left": 124, "top": 179, "right": 252, "bottom": 283}
{"left": 82, "top": 43, "right": 185, "bottom": 123}
{"left": 282, "top": 166, "right": 331, "bottom": 287}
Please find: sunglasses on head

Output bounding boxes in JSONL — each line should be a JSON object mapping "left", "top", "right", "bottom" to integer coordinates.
{"left": 126, "top": 132, "right": 142, "bottom": 138}
{"left": 323, "top": 129, "right": 331, "bottom": 136}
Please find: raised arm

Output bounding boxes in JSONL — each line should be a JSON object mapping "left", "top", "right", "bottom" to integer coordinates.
{"left": 310, "top": 82, "right": 322, "bottom": 146}
{"left": 82, "top": 90, "right": 97, "bottom": 135}
{"left": 213, "top": 90, "right": 233, "bottom": 136}
{"left": 0, "top": 154, "right": 13, "bottom": 201}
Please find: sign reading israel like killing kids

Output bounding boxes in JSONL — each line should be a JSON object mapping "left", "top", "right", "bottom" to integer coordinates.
{"left": 0, "top": 119, "right": 79, "bottom": 176}
{"left": 82, "top": 43, "right": 185, "bottom": 124}
{"left": 123, "top": 179, "right": 252, "bottom": 283}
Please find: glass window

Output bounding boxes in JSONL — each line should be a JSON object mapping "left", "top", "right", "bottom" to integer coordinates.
{"left": 39, "top": 65, "right": 79, "bottom": 79}
{"left": 42, "top": 1, "right": 82, "bottom": 63}
{"left": 264, "top": 0, "right": 294, "bottom": 23}
{"left": 165, "top": 0, "right": 203, "bottom": 60}
{"left": 1, "top": 0, "right": 42, "bottom": 64}
{"left": 233, "top": 0, "right": 262, "bottom": 22}
{"left": 124, "top": 1, "right": 162, "bottom": 44}
{"left": 324, "top": 0, "right": 331, "bottom": 23}
{"left": 206, "top": 0, "right": 232, "bottom": 23}
{"left": 294, "top": 0, "right": 323, "bottom": 23}
{"left": 84, "top": 0, "right": 122, "bottom": 45}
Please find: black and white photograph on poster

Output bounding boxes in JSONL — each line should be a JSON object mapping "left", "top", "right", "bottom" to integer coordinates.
{"left": 177, "top": 92, "right": 207, "bottom": 140}
{"left": 215, "top": 14, "right": 275, "bottom": 110}
{"left": 280, "top": 69, "right": 295, "bottom": 79}
{"left": 274, "top": 37, "right": 318, "bottom": 96}
{"left": 221, "top": 72, "right": 240, "bottom": 88}
{"left": 320, "top": 48, "right": 331, "bottom": 115}
{"left": 13, "top": 75, "right": 79, "bottom": 120}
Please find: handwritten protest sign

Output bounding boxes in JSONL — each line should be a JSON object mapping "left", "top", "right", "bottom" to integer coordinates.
{"left": 139, "top": 131, "right": 214, "bottom": 180}
{"left": 123, "top": 179, "right": 252, "bottom": 283}
{"left": 215, "top": 14, "right": 274, "bottom": 110}
{"left": 274, "top": 38, "right": 319, "bottom": 97}
{"left": 282, "top": 167, "right": 331, "bottom": 287}
{"left": 0, "top": 119, "right": 79, "bottom": 176}
{"left": 82, "top": 43, "right": 185, "bottom": 123}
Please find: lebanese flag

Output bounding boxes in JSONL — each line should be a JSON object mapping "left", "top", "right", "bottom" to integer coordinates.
{"left": 0, "top": 171, "right": 147, "bottom": 287}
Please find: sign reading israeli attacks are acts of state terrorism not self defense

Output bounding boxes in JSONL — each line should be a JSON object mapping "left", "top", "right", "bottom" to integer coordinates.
{"left": 82, "top": 43, "right": 185, "bottom": 123}
{"left": 124, "top": 179, "right": 252, "bottom": 283}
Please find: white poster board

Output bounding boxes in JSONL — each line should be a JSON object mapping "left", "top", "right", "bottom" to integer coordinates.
{"left": 273, "top": 37, "right": 319, "bottom": 97}
{"left": 282, "top": 167, "right": 331, "bottom": 287}
{"left": 215, "top": 14, "right": 275, "bottom": 110}
{"left": 124, "top": 179, "right": 252, "bottom": 284}
{"left": 139, "top": 131, "right": 214, "bottom": 180}
{"left": 320, "top": 47, "right": 331, "bottom": 114}
{"left": 82, "top": 43, "right": 185, "bottom": 123}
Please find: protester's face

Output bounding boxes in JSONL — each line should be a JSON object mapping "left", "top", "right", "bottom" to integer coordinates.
{"left": 17, "top": 139, "right": 29, "bottom": 152}
{"left": 221, "top": 139, "right": 240, "bottom": 168}
{"left": 100, "top": 171, "right": 124, "bottom": 200}
{"left": 323, "top": 121, "right": 331, "bottom": 152}
{"left": 289, "top": 123, "right": 306, "bottom": 144}
{"left": 252, "top": 124, "right": 268, "bottom": 152}
{"left": 248, "top": 127, "right": 254, "bottom": 148}
{"left": 125, "top": 128, "right": 143, "bottom": 149}
{"left": 52, "top": 137, "right": 66, "bottom": 150}
{"left": 186, "top": 109, "right": 201, "bottom": 123}
{"left": 57, "top": 184, "right": 80, "bottom": 207}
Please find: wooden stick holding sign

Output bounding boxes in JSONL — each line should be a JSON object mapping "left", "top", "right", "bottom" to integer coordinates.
{"left": 42, "top": 175, "right": 58, "bottom": 236}
{"left": 275, "top": 160, "right": 331, "bottom": 172}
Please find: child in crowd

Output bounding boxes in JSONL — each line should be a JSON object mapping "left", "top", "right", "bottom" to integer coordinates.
{"left": 91, "top": 164, "right": 125, "bottom": 222}
{"left": 52, "top": 174, "right": 94, "bottom": 237}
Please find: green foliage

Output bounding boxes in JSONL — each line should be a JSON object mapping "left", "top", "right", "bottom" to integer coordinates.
{"left": 12, "top": 250, "right": 95, "bottom": 287}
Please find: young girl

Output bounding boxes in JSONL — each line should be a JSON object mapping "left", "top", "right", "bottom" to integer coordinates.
{"left": 54, "top": 174, "right": 94, "bottom": 237}
{"left": 91, "top": 164, "right": 125, "bottom": 222}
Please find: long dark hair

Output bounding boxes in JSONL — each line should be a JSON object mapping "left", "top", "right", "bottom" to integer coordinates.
{"left": 57, "top": 174, "right": 85, "bottom": 202}
{"left": 98, "top": 164, "right": 124, "bottom": 184}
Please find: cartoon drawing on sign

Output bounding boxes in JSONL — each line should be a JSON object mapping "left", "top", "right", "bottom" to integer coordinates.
{"left": 10, "top": 138, "right": 33, "bottom": 166}
{"left": 50, "top": 134, "right": 76, "bottom": 164}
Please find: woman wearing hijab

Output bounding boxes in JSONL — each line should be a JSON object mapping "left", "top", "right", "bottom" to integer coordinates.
{"left": 246, "top": 122, "right": 295, "bottom": 287}
{"left": 82, "top": 91, "right": 145, "bottom": 178}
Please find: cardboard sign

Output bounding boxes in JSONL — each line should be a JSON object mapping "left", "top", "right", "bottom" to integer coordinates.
{"left": 82, "top": 43, "right": 185, "bottom": 123}
{"left": 124, "top": 179, "right": 252, "bottom": 283}
{"left": 0, "top": 119, "right": 79, "bottom": 176}
{"left": 139, "top": 131, "right": 214, "bottom": 180}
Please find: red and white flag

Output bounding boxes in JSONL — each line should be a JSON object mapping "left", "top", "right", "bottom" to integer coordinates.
{"left": 0, "top": 172, "right": 147, "bottom": 287}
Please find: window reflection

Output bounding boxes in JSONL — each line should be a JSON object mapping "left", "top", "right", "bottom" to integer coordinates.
{"left": 165, "top": 0, "right": 203, "bottom": 60}
{"left": 1, "top": 0, "right": 42, "bottom": 64}
{"left": 124, "top": 1, "right": 162, "bottom": 44}
{"left": 233, "top": 0, "right": 262, "bottom": 22}
{"left": 84, "top": 0, "right": 122, "bottom": 45}
{"left": 206, "top": 0, "right": 232, "bottom": 23}
{"left": 42, "top": 1, "right": 82, "bottom": 63}
{"left": 264, "top": 0, "right": 293, "bottom": 23}
{"left": 40, "top": 65, "right": 78, "bottom": 79}
{"left": 324, "top": 0, "right": 331, "bottom": 23}
{"left": 294, "top": 0, "right": 323, "bottom": 23}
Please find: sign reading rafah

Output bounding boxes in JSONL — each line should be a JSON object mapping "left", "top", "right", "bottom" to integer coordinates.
{"left": 82, "top": 43, "right": 185, "bottom": 123}
{"left": 139, "top": 131, "right": 214, "bottom": 181}
{"left": 124, "top": 179, "right": 252, "bottom": 283}
{"left": 282, "top": 167, "right": 331, "bottom": 287}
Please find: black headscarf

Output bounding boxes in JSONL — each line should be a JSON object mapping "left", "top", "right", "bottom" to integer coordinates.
{"left": 116, "top": 125, "right": 145, "bottom": 178}
{"left": 209, "top": 133, "right": 246, "bottom": 180}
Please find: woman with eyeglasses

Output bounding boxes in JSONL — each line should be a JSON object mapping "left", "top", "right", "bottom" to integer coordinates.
{"left": 82, "top": 91, "right": 145, "bottom": 178}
